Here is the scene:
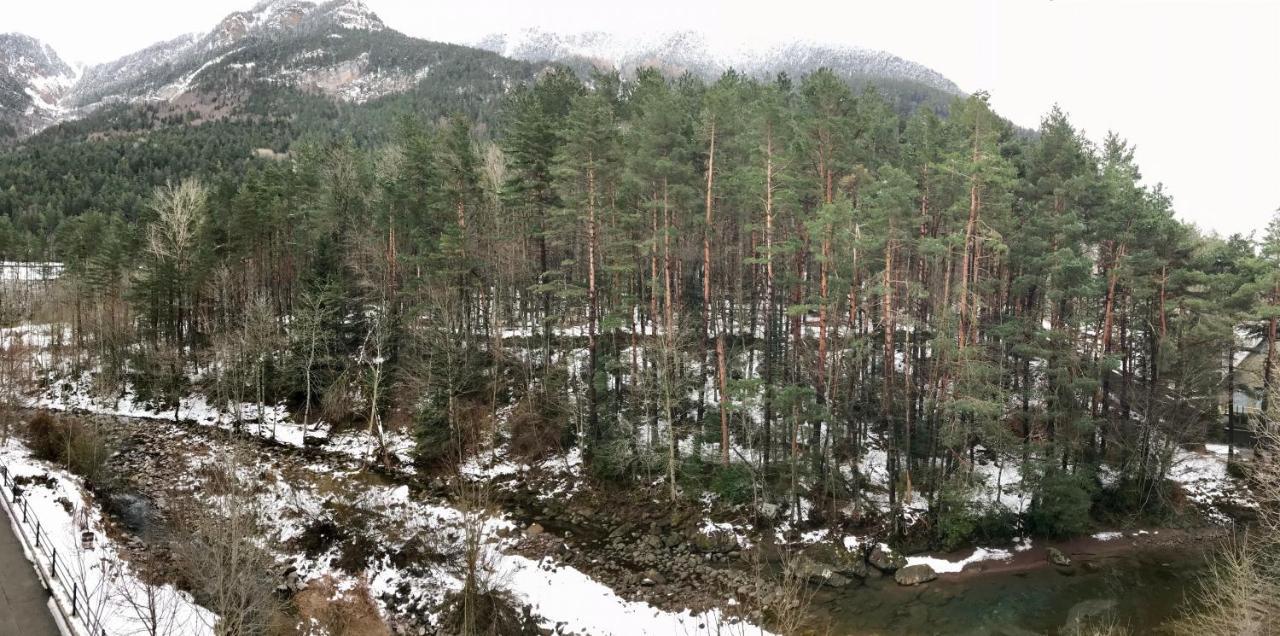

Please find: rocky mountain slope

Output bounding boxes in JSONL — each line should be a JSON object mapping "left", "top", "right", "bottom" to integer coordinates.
{"left": 0, "top": 33, "right": 79, "bottom": 138}
{"left": 2, "top": 0, "right": 533, "bottom": 139}
{"left": 2, "top": 4, "right": 969, "bottom": 142}
{"left": 477, "top": 28, "right": 963, "bottom": 95}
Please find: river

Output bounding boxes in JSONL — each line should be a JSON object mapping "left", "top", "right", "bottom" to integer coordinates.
{"left": 810, "top": 543, "right": 1211, "bottom": 635}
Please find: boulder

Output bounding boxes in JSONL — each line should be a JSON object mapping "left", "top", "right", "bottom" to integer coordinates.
{"left": 894, "top": 563, "right": 937, "bottom": 586}
{"left": 525, "top": 522, "right": 545, "bottom": 537}
{"left": 805, "top": 543, "right": 869, "bottom": 579}
{"left": 788, "top": 555, "right": 852, "bottom": 588}
{"left": 278, "top": 565, "right": 307, "bottom": 593}
{"left": 869, "top": 545, "right": 908, "bottom": 573}
{"left": 692, "top": 530, "right": 738, "bottom": 554}
{"left": 1064, "top": 598, "right": 1117, "bottom": 631}
{"left": 1047, "top": 547, "right": 1071, "bottom": 567}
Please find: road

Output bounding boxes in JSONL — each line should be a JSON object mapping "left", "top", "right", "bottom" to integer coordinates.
{"left": 0, "top": 509, "right": 60, "bottom": 636}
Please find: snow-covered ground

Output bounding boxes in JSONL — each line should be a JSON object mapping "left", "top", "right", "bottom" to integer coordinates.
{"left": 0, "top": 440, "right": 213, "bottom": 635}
{"left": 230, "top": 433, "right": 770, "bottom": 634}
{"left": 0, "top": 261, "right": 63, "bottom": 282}
{"left": 903, "top": 537, "right": 1033, "bottom": 574}
{"left": 3, "top": 394, "right": 770, "bottom": 635}
{"left": 1168, "top": 444, "right": 1257, "bottom": 523}
{"left": 30, "top": 369, "right": 416, "bottom": 467}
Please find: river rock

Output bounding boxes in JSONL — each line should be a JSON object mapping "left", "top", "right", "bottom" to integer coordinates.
{"left": 869, "top": 545, "right": 908, "bottom": 573}
{"left": 692, "top": 530, "right": 737, "bottom": 554}
{"left": 806, "top": 543, "right": 870, "bottom": 579}
{"left": 894, "top": 563, "right": 937, "bottom": 586}
{"left": 1063, "top": 598, "right": 1117, "bottom": 631}
{"left": 1047, "top": 547, "right": 1071, "bottom": 567}
{"left": 788, "top": 555, "right": 852, "bottom": 588}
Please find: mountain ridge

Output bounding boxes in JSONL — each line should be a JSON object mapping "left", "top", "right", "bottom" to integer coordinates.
{"left": 476, "top": 27, "right": 963, "bottom": 95}
{"left": 1, "top": 3, "right": 966, "bottom": 140}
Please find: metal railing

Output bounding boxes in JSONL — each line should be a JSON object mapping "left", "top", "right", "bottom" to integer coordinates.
{"left": 0, "top": 461, "right": 110, "bottom": 636}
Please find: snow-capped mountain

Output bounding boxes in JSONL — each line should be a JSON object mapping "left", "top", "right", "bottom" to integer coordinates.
{"left": 2, "top": 0, "right": 457, "bottom": 137}
{"left": 477, "top": 28, "right": 962, "bottom": 96}
{"left": 66, "top": 0, "right": 397, "bottom": 110}
{"left": 2, "top": 2, "right": 965, "bottom": 141}
{"left": 0, "top": 33, "right": 79, "bottom": 137}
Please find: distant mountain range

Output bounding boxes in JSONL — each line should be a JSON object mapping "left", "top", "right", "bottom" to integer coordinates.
{"left": 475, "top": 28, "right": 962, "bottom": 95}
{"left": 0, "top": 0, "right": 524, "bottom": 139}
{"left": 0, "top": 0, "right": 963, "bottom": 141}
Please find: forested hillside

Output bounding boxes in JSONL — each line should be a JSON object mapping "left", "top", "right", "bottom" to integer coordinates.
{"left": 1, "top": 7, "right": 1277, "bottom": 632}
{"left": 46, "top": 65, "right": 1276, "bottom": 539}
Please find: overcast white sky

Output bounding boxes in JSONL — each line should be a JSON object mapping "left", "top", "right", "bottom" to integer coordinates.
{"left": 9, "top": 0, "right": 1278, "bottom": 237}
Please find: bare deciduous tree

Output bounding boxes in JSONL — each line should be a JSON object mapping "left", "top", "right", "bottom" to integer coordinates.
{"left": 170, "top": 450, "right": 283, "bottom": 636}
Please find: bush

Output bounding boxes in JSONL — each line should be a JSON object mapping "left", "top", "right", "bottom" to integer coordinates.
{"left": 588, "top": 436, "right": 649, "bottom": 483}
{"left": 437, "top": 587, "right": 539, "bottom": 636}
{"left": 709, "top": 463, "right": 756, "bottom": 506}
{"left": 936, "top": 502, "right": 978, "bottom": 553}
{"left": 25, "top": 412, "right": 112, "bottom": 486}
{"left": 413, "top": 399, "right": 488, "bottom": 471}
{"left": 1026, "top": 468, "right": 1094, "bottom": 538}
{"left": 932, "top": 479, "right": 1018, "bottom": 551}
{"left": 292, "top": 576, "right": 390, "bottom": 635}
{"left": 26, "top": 411, "right": 64, "bottom": 461}
{"left": 508, "top": 395, "right": 569, "bottom": 462}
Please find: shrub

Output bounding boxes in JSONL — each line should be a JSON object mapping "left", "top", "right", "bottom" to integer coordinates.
{"left": 64, "top": 423, "right": 110, "bottom": 485}
{"left": 437, "top": 587, "right": 539, "bottom": 636}
{"left": 508, "top": 395, "right": 569, "bottom": 462}
{"left": 25, "top": 412, "right": 111, "bottom": 486}
{"left": 1026, "top": 468, "right": 1094, "bottom": 538}
{"left": 709, "top": 463, "right": 756, "bottom": 506}
{"left": 292, "top": 576, "right": 390, "bottom": 636}
{"left": 937, "top": 506, "right": 978, "bottom": 552}
{"left": 588, "top": 436, "right": 642, "bottom": 483}
{"left": 413, "top": 399, "right": 488, "bottom": 471}
{"left": 26, "top": 411, "right": 64, "bottom": 461}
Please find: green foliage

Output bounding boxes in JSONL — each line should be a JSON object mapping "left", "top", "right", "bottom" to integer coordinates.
{"left": 25, "top": 412, "right": 112, "bottom": 486}
{"left": 709, "top": 463, "right": 756, "bottom": 506}
{"left": 1026, "top": 468, "right": 1095, "bottom": 538}
{"left": 128, "top": 347, "right": 191, "bottom": 419}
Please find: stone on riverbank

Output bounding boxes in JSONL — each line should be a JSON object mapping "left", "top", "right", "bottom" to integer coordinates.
{"left": 869, "top": 545, "right": 908, "bottom": 573}
{"left": 894, "top": 563, "right": 937, "bottom": 586}
{"left": 1047, "top": 547, "right": 1071, "bottom": 567}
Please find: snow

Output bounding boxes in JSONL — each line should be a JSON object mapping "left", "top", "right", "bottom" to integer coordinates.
{"left": 905, "top": 547, "right": 1012, "bottom": 574}
{"left": 0, "top": 440, "right": 214, "bottom": 635}
{"left": 0, "top": 261, "right": 63, "bottom": 281}
{"left": 473, "top": 28, "right": 960, "bottom": 94}
{"left": 502, "top": 555, "right": 772, "bottom": 636}
{"left": 1168, "top": 446, "right": 1257, "bottom": 523}
{"left": 327, "top": 0, "right": 386, "bottom": 31}
{"left": 242, "top": 441, "right": 767, "bottom": 635}
{"left": 153, "top": 49, "right": 240, "bottom": 100}
{"left": 1092, "top": 531, "right": 1124, "bottom": 541}
{"left": 31, "top": 370, "right": 416, "bottom": 467}
{"left": 904, "top": 538, "right": 1030, "bottom": 574}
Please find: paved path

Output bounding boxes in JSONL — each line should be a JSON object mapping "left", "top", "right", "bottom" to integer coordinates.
{"left": 0, "top": 510, "right": 60, "bottom": 636}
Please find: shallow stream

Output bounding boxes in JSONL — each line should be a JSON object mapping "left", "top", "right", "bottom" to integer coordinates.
{"left": 813, "top": 546, "right": 1209, "bottom": 635}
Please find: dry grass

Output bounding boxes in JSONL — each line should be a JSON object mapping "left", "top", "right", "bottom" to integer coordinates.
{"left": 1173, "top": 401, "right": 1280, "bottom": 636}
{"left": 290, "top": 576, "right": 390, "bottom": 636}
